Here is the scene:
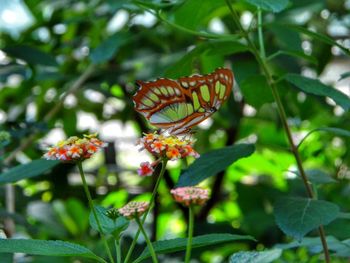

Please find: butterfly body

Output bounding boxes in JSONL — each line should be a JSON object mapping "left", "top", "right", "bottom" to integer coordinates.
{"left": 133, "top": 68, "right": 234, "bottom": 135}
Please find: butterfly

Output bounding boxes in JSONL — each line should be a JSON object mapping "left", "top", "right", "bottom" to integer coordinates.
{"left": 133, "top": 68, "right": 234, "bottom": 135}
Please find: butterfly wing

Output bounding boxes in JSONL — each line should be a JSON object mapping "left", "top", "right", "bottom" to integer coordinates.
{"left": 133, "top": 68, "right": 234, "bottom": 134}
{"left": 171, "top": 68, "right": 234, "bottom": 134}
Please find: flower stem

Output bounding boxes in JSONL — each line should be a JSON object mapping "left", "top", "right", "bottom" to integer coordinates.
{"left": 224, "top": 1, "right": 330, "bottom": 262}
{"left": 135, "top": 216, "right": 158, "bottom": 263}
{"left": 77, "top": 162, "right": 115, "bottom": 263}
{"left": 124, "top": 160, "right": 168, "bottom": 263}
{"left": 115, "top": 238, "right": 121, "bottom": 263}
{"left": 185, "top": 205, "right": 194, "bottom": 263}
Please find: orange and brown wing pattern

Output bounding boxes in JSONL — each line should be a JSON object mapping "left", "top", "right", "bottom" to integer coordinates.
{"left": 133, "top": 78, "right": 187, "bottom": 118}
{"left": 133, "top": 68, "right": 234, "bottom": 134}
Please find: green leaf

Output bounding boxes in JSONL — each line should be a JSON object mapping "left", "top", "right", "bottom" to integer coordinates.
{"left": 3, "top": 45, "right": 58, "bottom": 67}
{"left": 172, "top": 0, "right": 224, "bottom": 30}
{"left": 0, "top": 159, "right": 60, "bottom": 184}
{"left": 305, "top": 169, "right": 337, "bottom": 184}
{"left": 90, "top": 32, "right": 130, "bottom": 64}
{"left": 276, "top": 235, "right": 344, "bottom": 252}
{"left": 285, "top": 74, "right": 350, "bottom": 111}
{"left": 274, "top": 197, "right": 340, "bottom": 240}
{"left": 89, "top": 206, "right": 129, "bottom": 236}
{"left": 337, "top": 213, "right": 350, "bottom": 220}
{"left": 243, "top": 0, "right": 290, "bottom": 12}
{"left": 268, "top": 50, "right": 317, "bottom": 65}
{"left": 240, "top": 75, "right": 274, "bottom": 109}
{"left": 177, "top": 144, "right": 255, "bottom": 187}
{"left": 282, "top": 24, "right": 350, "bottom": 56}
{"left": 339, "top": 72, "right": 350, "bottom": 81}
{"left": 165, "top": 40, "right": 247, "bottom": 78}
{"left": 229, "top": 249, "right": 282, "bottom": 263}
{"left": 0, "top": 239, "right": 106, "bottom": 262}
{"left": 298, "top": 127, "right": 350, "bottom": 148}
{"left": 133, "top": 233, "right": 255, "bottom": 263}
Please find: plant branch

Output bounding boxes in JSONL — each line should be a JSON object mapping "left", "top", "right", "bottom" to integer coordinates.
{"left": 224, "top": 1, "right": 330, "bottom": 262}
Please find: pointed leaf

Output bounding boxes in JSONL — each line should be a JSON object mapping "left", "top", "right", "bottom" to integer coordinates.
{"left": 134, "top": 233, "right": 255, "bottom": 263}
{"left": 274, "top": 197, "right": 339, "bottom": 240}
{"left": 281, "top": 24, "right": 350, "bottom": 56}
{"left": 90, "top": 33, "right": 130, "bottom": 64}
{"left": 177, "top": 144, "right": 255, "bottom": 187}
{"left": 0, "top": 239, "right": 106, "bottom": 262}
{"left": 3, "top": 45, "right": 58, "bottom": 67}
{"left": 229, "top": 249, "right": 282, "bottom": 263}
{"left": 285, "top": 74, "right": 350, "bottom": 111}
{"left": 0, "top": 160, "right": 59, "bottom": 184}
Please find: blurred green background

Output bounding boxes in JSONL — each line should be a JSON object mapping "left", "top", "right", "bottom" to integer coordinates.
{"left": 0, "top": 0, "right": 349, "bottom": 262}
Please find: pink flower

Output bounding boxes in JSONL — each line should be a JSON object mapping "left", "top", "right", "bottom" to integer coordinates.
{"left": 119, "top": 201, "right": 150, "bottom": 219}
{"left": 171, "top": 187, "right": 209, "bottom": 207}
{"left": 137, "top": 162, "right": 154, "bottom": 176}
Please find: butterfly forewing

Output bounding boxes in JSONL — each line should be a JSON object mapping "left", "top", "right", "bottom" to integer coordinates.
{"left": 133, "top": 68, "right": 234, "bottom": 134}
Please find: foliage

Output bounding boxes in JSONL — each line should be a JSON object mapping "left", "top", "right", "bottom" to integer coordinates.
{"left": 0, "top": 0, "right": 350, "bottom": 262}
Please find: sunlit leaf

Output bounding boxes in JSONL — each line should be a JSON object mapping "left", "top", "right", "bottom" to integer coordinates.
{"left": 0, "top": 239, "right": 106, "bottom": 262}
{"left": 134, "top": 233, "right": 255, "bottom": 263}
{"left": 285, "top": 74, "right": 350, "bottom": 111}
{"left": 229, "top": 249, "right": 282, "bottom": 263}
{"left": 0, "top": 160, "right": 60, "bottom": 184}
{"left": 274, "top": 197, "right": 339, "bottom": 240}
{"left": 177, "top": 144, "right": 255, "bottom": 187}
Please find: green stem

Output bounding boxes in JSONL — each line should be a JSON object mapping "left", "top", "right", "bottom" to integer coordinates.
{"left": 184, "top": 205, "right": 194, "bottom": 263}
{"left": 77, "top": 162, "right": 115, "bottom": 263}
{"left": 115, "top": 238, "right": 121, "bottom": 263}
{"left": 124, "top": 160, "right": 168, "bottom": 263}
{"left": 135, "top": 216, "right": 158, "bottom": 263}
{"left": 257, "top": 7, "right": 266, "bottom": 59}
{"left": 224, "top": 1, "right": 330, "bottom": 262}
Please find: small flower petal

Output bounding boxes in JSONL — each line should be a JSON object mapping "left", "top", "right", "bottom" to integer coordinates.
{"left": 171, "top": 187, "right": 209, "bottom": 207}
{"left": 119, "top": 201, "right": 150, "bottom": 219}
{"left": 137, "top": 162, "right": 154, "bottom": 176}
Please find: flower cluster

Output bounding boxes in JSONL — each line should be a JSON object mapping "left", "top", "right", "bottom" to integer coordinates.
{"left": 136, "top": 132, "right": 200, "bottom": 176}
{"left": 119, "top": 201, "right": 149, "bottom": 219}
{"left": 43, "top": 133, "right": 107, "bottom": 162}
{"left": 171, "top": 187, "right": 209, "bottom": 207}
